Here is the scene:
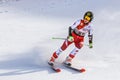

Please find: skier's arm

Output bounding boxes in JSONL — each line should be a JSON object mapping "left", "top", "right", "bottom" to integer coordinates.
{"left": 68, "top": 26, "right": 73, "bottom": 36}
{"left": 68, "top": 19, "right": 80, "bottom": 36}
{"left": 67, "top": 19, "right": 80, "bottom": 42}
{"left": 88, "top": 26, "right": 93, "bottom": 48}
{"left": 67, "top": 26, "right": 74, "bottom": 42}
{"left": 88, "top": 33, "right": 93, "bottom": 48}
{"left": 88, "top": 34, "right": 93, "bottom": 43}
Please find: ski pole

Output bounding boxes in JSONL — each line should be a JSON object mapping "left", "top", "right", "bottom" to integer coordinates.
{"left": 52, "top": 37, "right": 89, "bottom": 46}
{"left": 52, "top": 37, "right": 66, "bottom": 40}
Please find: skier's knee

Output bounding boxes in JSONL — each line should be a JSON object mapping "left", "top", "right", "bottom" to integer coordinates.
{"left": 76, "top": 44, "right": 83, "bottom": 49}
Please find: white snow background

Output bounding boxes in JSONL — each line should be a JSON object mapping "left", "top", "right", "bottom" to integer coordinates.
{"left": 0, "top": 0, "right": 120, "bottom": 80}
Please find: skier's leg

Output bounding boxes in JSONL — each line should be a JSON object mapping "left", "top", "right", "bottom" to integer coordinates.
{"left": 64, "top": 47, "right": 79, "bottom": 66}
{"left": 48, "top": 40, "right": 72, "bottom": 65}
{"left": 48, "top": 48, "right": 63, "bottom": 66}
{"left": 61, "top": 39, "right": 73, "bottom": 51}
{"left": 64, "top": 37, "right": 84, "bottom": 66}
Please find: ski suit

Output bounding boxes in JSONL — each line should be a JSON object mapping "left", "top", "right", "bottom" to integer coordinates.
{"left": 52, "top": 19, "right": 93, "bottom": 59}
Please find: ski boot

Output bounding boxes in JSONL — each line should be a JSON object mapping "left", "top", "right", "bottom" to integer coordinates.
{"left": 48, "top": 57, "right": 56, "bottom": 66}
{"left": 64, "top": 56, "right": 73, "bottom": 66}
{"left": 48, "top": 52, "right": 58, "bottom": 66}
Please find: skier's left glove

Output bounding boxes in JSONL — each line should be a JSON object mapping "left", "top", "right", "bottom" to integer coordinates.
{"left": 89, "top": 42, "right": 93, "bottom": 48}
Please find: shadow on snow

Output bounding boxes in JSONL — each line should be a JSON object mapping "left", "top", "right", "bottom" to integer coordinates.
{"left": 0, "top": 46, "right": 54, "bottom": 76}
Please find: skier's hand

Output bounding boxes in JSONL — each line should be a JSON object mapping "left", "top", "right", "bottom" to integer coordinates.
{"left": 89, "top": 43, "right": 93, "bottom": 48}
{"left": 68, "top": 36, "right": 74, "bottom": 42}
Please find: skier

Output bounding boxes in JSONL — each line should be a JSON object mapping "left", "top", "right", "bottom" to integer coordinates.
{"left": 48, "top": 11, "right": 94, "bottom": 66}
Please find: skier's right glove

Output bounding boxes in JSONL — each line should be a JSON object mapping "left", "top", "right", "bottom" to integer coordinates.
{"left": 68, "top": 36, "right": 74, "bottom": 42}
{"left": 89, "top": 42, "right": 93, "bottom": 48}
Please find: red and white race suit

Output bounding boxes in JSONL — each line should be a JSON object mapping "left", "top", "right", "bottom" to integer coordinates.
{"left": 52, "top": 19, "right": 93, "bottom": 59}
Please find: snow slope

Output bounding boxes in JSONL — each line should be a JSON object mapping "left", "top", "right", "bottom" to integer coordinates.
{"left": 0, "top": 0, "right": 120, "bottom": 80}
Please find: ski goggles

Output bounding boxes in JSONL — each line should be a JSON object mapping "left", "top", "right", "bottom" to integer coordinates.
{"left": 84, "top": 16, "right": 91, "bottom": 21}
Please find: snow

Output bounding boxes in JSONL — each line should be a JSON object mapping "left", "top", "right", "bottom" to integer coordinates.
{"left": 0, "top": 0, "right": 120, "bottom": 80}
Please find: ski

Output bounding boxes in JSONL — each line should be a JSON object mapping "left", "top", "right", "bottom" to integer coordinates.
{"left": 51, "top": 66, "right": 61, "bottom": 72}
{"left": 64, "top": 63, "right": 86, "bottom": 73}
{"left": 48, "top": 62, "right": 61, "bottom": 72}
{"left": 48, "top": 62, "right": 85, "bottom": 73}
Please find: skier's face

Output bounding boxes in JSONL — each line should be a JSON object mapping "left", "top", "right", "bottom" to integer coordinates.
{"left": 84, "top": 16, "right": 90, "bottom": 23}
{"left": 84, "top": 19, "right": 89, "bottom": 23}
